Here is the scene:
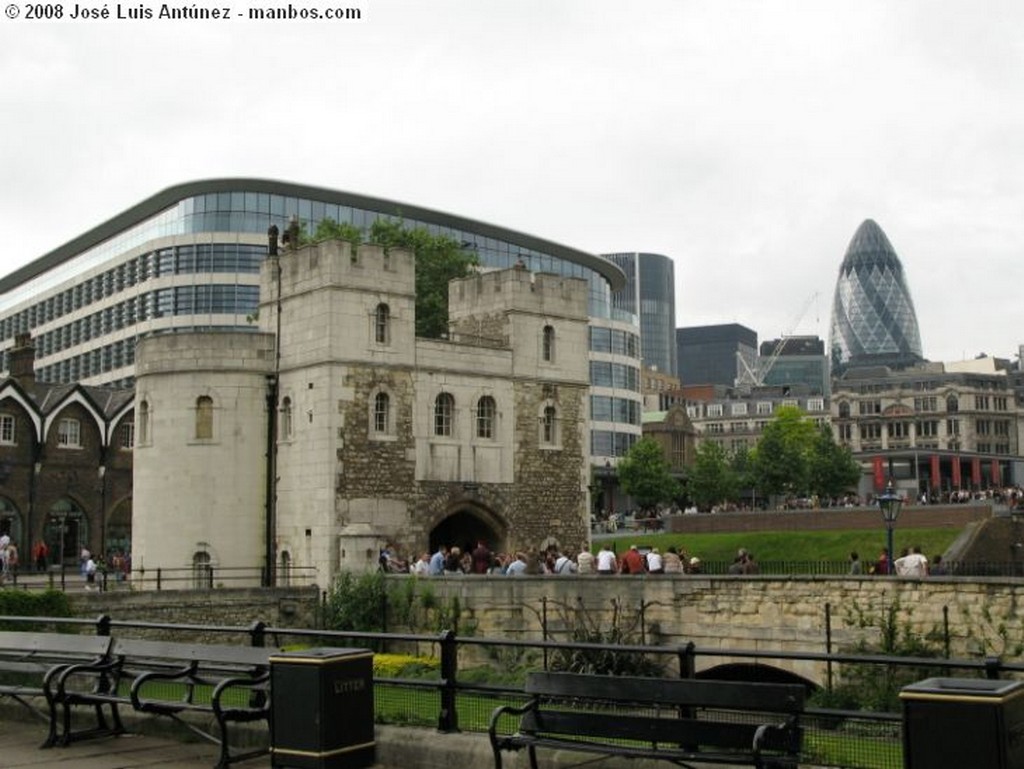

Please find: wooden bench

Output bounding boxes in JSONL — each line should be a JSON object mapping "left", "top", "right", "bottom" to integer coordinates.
{"left": 0, "top": 630, "right": 114, "bottom": 747}
{"left": 48, "top": 637, "right": 275, "bottom": 769}
{"left": 489, "top": 672, "right": 805, "bottom": 769}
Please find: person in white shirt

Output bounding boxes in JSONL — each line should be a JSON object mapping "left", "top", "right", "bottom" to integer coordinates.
{"left": 596, "top": 545, "right": 618, "bottom": 574}
{"left": 895, "top": 546, "right": 929, "bottom": 577}
{"left": 646, "top": 548, "right": 664, "bottom": 574}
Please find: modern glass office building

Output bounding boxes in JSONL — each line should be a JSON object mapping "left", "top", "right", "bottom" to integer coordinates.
{"left": 0, "top": 178, "right": 642, "bottom": 459}
{"left": 829, "top": 219, "right": 923, "bottom": 370}
{"left": 676, "top": 323, "right": 757, "bottom": 387}
{"left": 604, "top": 252, "right": 677, "bottom": 378}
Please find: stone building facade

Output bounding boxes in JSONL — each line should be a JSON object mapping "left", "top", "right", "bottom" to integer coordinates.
{"left": 132, "top": 240, "right": 591, "bottom": 586}
{"left": 831, "top": 364, "right": 1023, "bottom": 498}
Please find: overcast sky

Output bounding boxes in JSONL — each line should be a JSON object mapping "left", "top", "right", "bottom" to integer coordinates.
{"left": 2, "top": 0, "right": 1021, "bottom": 364}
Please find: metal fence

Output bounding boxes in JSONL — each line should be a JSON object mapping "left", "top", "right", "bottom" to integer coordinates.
{"left": 3, "top": 559, "right": 1022, "bottom": 593}
{"left": 2, "top": 613, "right": 1022, "bottom": 769}
{"left": 0, "top": 564, "right": 319, "bottom": 592}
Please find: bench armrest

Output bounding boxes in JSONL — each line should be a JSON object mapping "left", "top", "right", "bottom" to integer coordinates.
{"left": 751, "top": 715, "right": 801, "bottom": 758}
{"left": 210, "top": 669, "right": 270, "bottom": 719}
{"left": 129, "top": 661, "right": 199, "bottom": 710}
{"left": 488, "top": 700, "right": 537, "bottom": 745}
{"left": 48, "top": 657, "right": 122, "bottom": 701}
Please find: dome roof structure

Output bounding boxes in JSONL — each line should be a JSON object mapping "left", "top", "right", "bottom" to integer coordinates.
{"left": 829, "top": 220, "right": 923, "bottom": 369}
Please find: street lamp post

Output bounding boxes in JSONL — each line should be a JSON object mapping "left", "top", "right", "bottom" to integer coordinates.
{"left": 604, "top": 460, "right": 614, "bottom": 520}
{"left": 877, "top": 480, "right": 903, "bottom": 574}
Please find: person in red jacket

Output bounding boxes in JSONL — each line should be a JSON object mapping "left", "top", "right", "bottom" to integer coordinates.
{"left": 620, "top": 545, "right": 646, "bottom": 575}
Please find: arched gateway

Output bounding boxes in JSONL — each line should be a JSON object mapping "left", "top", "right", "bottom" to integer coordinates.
{"left": 430, "top": 501, "right": 507, "bottom": 558}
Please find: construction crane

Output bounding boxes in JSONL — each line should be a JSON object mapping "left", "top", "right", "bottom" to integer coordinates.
{"left": 735, "top": 292, "right": 819, "bottom": 389}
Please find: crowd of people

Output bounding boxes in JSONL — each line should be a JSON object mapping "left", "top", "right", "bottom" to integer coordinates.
{"left": 380, "top": 541, "right": 713, "bottom": 577}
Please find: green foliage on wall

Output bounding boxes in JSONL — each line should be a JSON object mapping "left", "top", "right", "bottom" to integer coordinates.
{"left": 0, "top": 589, "right": 73, "bottom": 630}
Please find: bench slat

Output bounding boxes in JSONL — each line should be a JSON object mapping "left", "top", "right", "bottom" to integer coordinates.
{"left": 523, "top": 709, "right": 778, "bottom": 750}
{"left": 492, "top": 672, "right": 805, "bottom": 769}
{"left": 526, "top": 672, "right": 805, "bottom": 713}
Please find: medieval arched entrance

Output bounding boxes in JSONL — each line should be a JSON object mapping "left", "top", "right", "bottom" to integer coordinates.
{"left": 429, "top": 501, "right": 507, "bottom": 556}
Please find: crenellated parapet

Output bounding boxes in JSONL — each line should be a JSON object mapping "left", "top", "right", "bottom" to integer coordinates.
{"left": 260, "top": 239, "right": 415, "bottom": 306}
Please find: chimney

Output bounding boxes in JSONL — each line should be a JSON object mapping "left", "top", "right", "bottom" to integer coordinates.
{"left": 8, "top": 333, "right": 35, "bottom": 389}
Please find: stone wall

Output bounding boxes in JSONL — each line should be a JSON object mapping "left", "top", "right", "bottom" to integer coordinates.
{"left": 67, "top": 586, "right": 321, "bottom": 643}
{"left": 65, "top": 575, "right": 1024, "bottom": 688}
{"left": 665, "top": 504, "right": 991, "bottom": 534}
{"left": 389, "top": 574, "right": 1024, "bottom": 684}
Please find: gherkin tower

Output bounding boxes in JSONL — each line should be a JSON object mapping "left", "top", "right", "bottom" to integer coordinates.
{"left": 829, "top": 220, "right": 923, "bottom": 369}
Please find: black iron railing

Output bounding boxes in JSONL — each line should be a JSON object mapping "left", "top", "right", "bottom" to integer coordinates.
{"left": 2, "top": 613, "right": 1022, "bottom": 769}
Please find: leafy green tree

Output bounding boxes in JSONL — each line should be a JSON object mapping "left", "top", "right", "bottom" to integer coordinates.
{"left": 687, "top": 441, "right": 738, "bottom": 512}
{"left": 313, "top": 218, "right": 363, "bottom": 244}
{"left": 730, "top": 445, "right": 756, "bottom": 504}
{"left": 616, "top": 438, "right": 681, "bottom": 514}
{"left": 369, "top": 218, "right": 478, "bottom": 339}
{"left": 751, "top": 405, "right": 818, "bottom": 502}
{"left": 809, "top": 424, "right": 861, "bottom": 500}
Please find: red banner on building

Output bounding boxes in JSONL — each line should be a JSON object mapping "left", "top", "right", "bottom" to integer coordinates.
{"left": 991, "top": 460, "right": 1000, "bottom": 487}
{"left": 930, "top": 455, "right": 940, "bottom": 491}
{"left": 951, "top": 457, "right": 961, "bottom": 488}
{"left": 873, "top": 456, "right": 885, "bottom": 492}
{"left": 971, "top": 457, "right": 981, "bottom": 487}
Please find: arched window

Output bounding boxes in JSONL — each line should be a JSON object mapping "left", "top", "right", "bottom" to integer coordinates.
{"left": 373, "top": 392, "right": 390, "bottom": 434}
{"left": 192, "top": 550, "right": 213, "bottom": 589}
{"left": 838, "top": 402, "right": 850, "bottom": 419}
{"left": 195, "top": 396, "right": 213, "bottom": 440}
{"left": 476, "top": 396, "right": 496, "bottom": 439}
{"left": 279, "top": 550, "right": 292, "bottom": 587}
{"left": 280, "top": 397, "right": 293, "bottom": 440}
{"left": 542, "top": 405, "right": 558, "bottom": 445}
{"left": 946, "top": 395, "right": 959, "bottom": 413}
{"left": 138, "top": 401, "right": 150, "bottom": 444}
{"left": 375, "top": 303, "right": 390, "bottom": 344}
{"left": 434, "top": 393, "right": 454, "bottom": 437}
{"left": 542, "top": 325, "right": 555, "bottom": 362}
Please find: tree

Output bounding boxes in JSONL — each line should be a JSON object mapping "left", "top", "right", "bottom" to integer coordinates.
{"left": 312, "top": 218, "right": 363, "bottom": 244}
{"left": 686, "top": 441, "right": 738, "bottom": 512}
{"left": 616, "top": 438, "right": 681, "bottom": 515}
{"left": 369, "top": 218, "right": 479, "bottom": 339}
{"left": 808, "top": 424, "right": 861, "bottom": 501}
{"left": 751, "top": 405, "right": 818, "bottom": 502}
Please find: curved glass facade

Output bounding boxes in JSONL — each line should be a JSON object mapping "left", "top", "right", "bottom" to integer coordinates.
{"left": 0, "top": 180, "right": 630, "bottom": 387}
{"left": 829, "top": 219, "right": 923, "bottom": 368}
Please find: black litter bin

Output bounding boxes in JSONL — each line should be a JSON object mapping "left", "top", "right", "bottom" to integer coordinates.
{"left": 270, "top": 647, "right": 375, "bottom": 769}
{"left": 900, "top": 677, "right": 1024, "bottom": 769}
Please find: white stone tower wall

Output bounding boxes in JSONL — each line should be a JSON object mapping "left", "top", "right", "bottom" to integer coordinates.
{"left": 132, "top": 332, "right": 274, "bottom": 581}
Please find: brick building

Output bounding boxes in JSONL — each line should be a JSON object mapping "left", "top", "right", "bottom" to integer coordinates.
{"left": 0, "top": 334, "right": 134, "bottom": 567}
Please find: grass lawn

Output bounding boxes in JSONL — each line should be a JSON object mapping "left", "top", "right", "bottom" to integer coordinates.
{"left": 598, "top": 528, "right": 960, "bottom": 565}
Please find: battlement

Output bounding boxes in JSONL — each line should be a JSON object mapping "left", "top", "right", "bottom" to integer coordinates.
{"left": 448, "top": 267, "right": 588, "bottom": 321}
{"left": 260, "top": 239, "right": 416, "bottom": 302}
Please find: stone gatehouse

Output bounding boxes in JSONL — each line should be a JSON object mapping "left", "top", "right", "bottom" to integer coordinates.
{"left": 132, "top": 240, "right": 591, "bottom": 588}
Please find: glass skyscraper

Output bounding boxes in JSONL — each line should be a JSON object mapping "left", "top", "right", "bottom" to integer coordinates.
{"left": 829, "top": 219, "right": 923, "bottom": 370}
{"left": 604, "top": 252, "right": 677, "bottom": 376}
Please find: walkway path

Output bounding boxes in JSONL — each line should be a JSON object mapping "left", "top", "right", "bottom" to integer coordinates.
{"left": 1, "top": 722, "right": 272, "bottom": 769}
